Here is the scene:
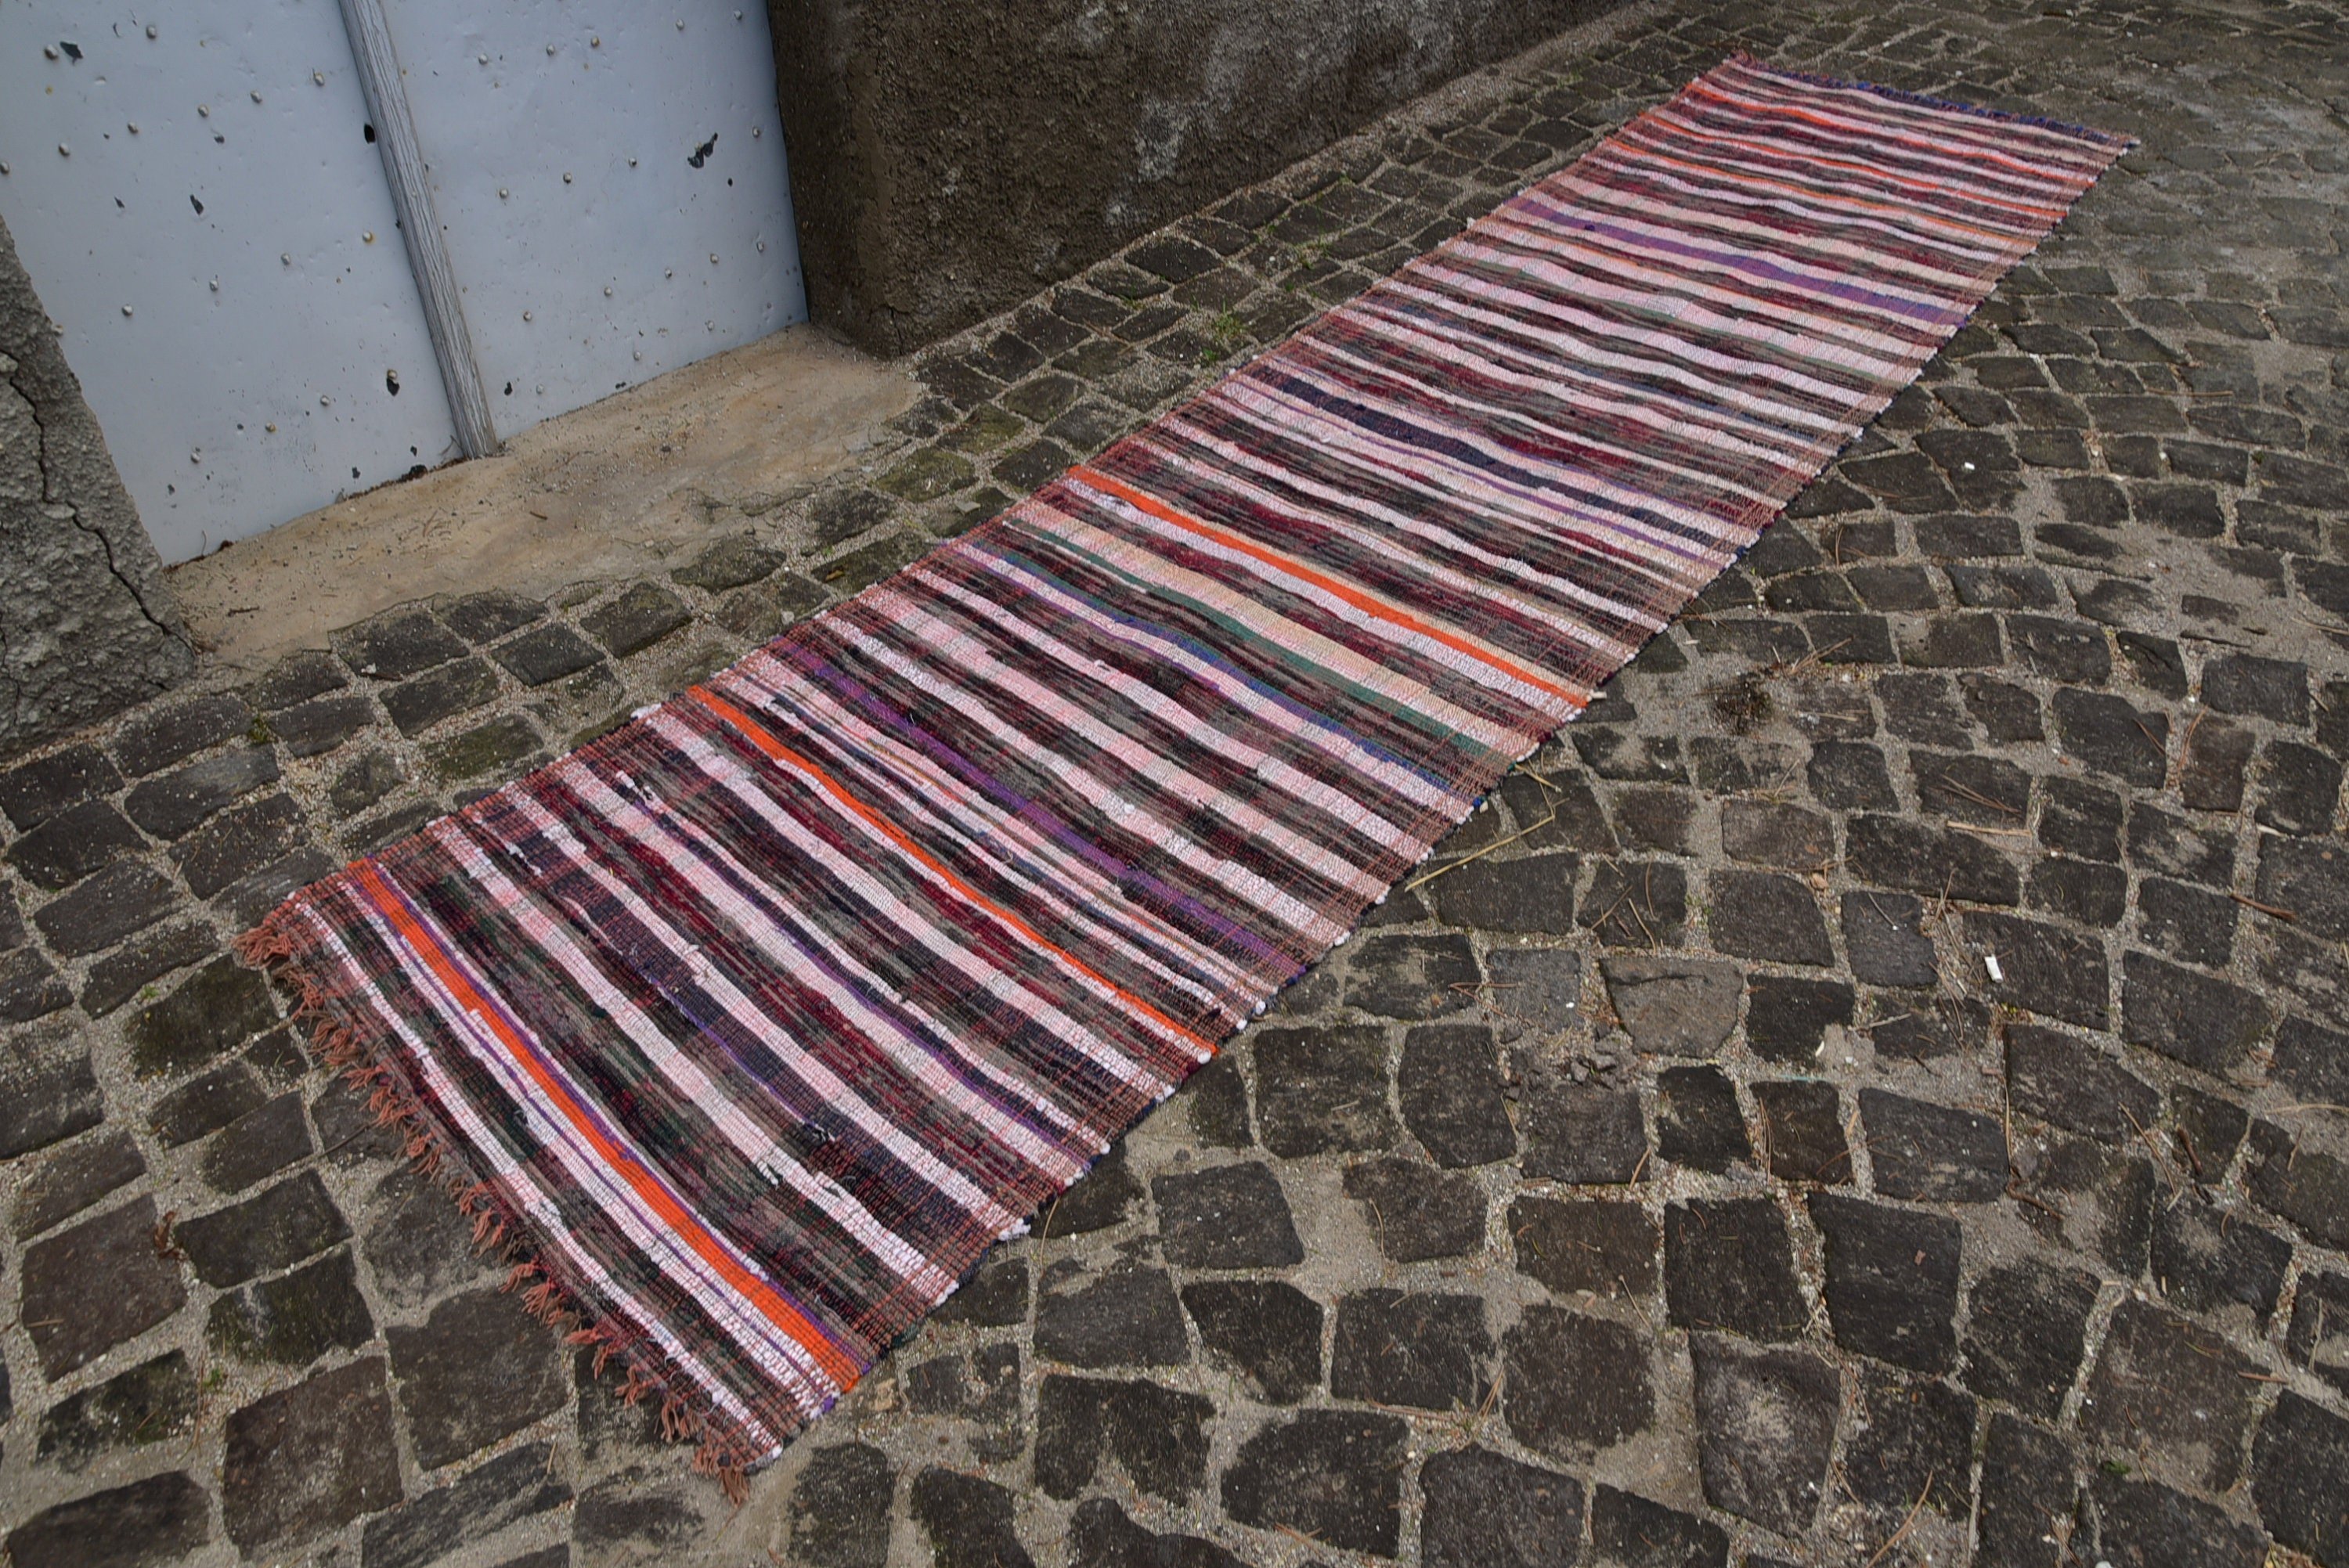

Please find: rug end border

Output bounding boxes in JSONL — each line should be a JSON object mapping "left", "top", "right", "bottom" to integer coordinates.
{"left": 232, "top": 903, "right": 796, "bottom": 1488}
{"left": 1726, "top": 49, "right": 2137, "bottom": 152}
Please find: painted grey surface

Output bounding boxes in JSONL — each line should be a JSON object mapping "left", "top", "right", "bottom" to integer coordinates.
{"left": 0, "top": 1, "right": 464, "bottom": 563}
{"left": 0, "top": 210, "right": 193, "bottom": 756}
{"left": 338, "top": 0, "right": 500, "bottom": 458}
{"left": 768, "top": 0, "right": 1629, "bottom": 355}
{"left": 383, "top": 2, "right": 808, "bottom": 440}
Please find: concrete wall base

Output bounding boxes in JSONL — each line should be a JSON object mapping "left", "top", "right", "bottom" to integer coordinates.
{"left": 769, "top": 0, "right": 1626, "bottom": 356}
{"left": 0, "top": 213, "right": 193, "bottom": 759}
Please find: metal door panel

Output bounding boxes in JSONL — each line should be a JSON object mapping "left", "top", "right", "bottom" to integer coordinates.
{"left": 0, "top": 2, "right": 461, "bottom": 562}
{"left": 381, "top": 3, "right": 809, "bottom": 437}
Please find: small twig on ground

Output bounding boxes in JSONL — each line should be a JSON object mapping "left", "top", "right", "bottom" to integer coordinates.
{"left": 2120, "top": 1103, "right": 2184, "bottom": 1201}
{"left": 152, "top": 1209, "right": 187, "bottom": 1263}
{"left": 1773, "top": 637, "right": 1854, "bottom": 681}
{"left": 2230, "top": 892, "right": 2297, "bottom": 922}
{"left": 2176, "top": 1122, "right": 2206, "bottom": 1181}
{"left": 1864, "top": 1471, "right": 1936, "bottom": 1568}
{"left": 1938, "top": 777, "right": 2022, "bottom": 817}
{"left": 1404, "top": 773, "right": 1563, "bottom": 892}
{"left": 2007, "top": 1181, "right": 2066, "bottom": 1220}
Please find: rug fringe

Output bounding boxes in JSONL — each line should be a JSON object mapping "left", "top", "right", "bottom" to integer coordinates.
{"left": 234, "top": 908, "right": 780, "bottom": 1487}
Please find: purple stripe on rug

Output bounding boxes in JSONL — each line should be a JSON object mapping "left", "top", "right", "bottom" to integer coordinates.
{"left": 239, "top": 52, "right": 2127, "bottom": 1472}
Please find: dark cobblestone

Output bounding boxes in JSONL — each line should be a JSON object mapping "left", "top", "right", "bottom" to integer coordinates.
{"left": 1812, "top": 1193, "right": 1960, "bottom": 1374}
{"left": 385, "top": 1286, "right": 570, "bottom": 1469}
{"left": 1344, "top": 1156, "right": 1486, "bottom": 1261}
{"left": 1849, "top": 1367, "right": 1976, "bottom": 1519}
{"left": 8, "top": 800, "right": 146, "bottom": 891}
{"left": 1655, "top": 1064, "right": 1749, "bottom": 1173}
{"left": 426, "top": 713, "right": 543, "bottom": 781}
{"left": 2253, "top": 1393, "right": 2349, "bottom": 1566}
{"left": 436, "top": 588, "right": 544, "bottom": 645}
{"left": 1503, "top": 1304, "right": 1653, "bottom": 1464}
{"left": 1705, "top": 870, "right": 1832, "bottom": 965}
{"left": 121, "top": 746, "right": 279, "bottom": 839}
{"left": 206, "top": 1245, "right": 373, "bottom": 1366}
{"left": 125, "top": 962, "right": 272, "bottom": 1084}
{"left": 2089, "top": 1474, "right": 2266, "bottom": 1568}
{"left": 1344, "top": 931, "right": 1479, "bottom": 1019}
{"left": 173, "top": 792, "right": 307, "bottom": 899}
{"left": 11, "top": 1128, "right": 145, "bottom": 1237}
{"left": 1688, "top": 1337, "right": 1838, "bottom": 1534}
{"left": 1067, "top": 1499, "right": 1243, "bottom": 1568}
{"left": 1036, "top": 1262, "right": 1189, "bottom": 1369}
{"left": 1420, "top": 1446, "right": 1582, "bottom": 1568}
{"left": 1752, "top": 1079, "right": 1849, "bottom": 1185}
{"left": 2084, "top": 1298, "right": 2258, "bottom": 1494}
{"left": 1397, "top": 1022, "right": 1515, "bottom": 1166}
{"left": 1427, "top": 850, "right": 1577, "bottom": 932}
{"left": 1600, "top": 954, "right": 1740, "bottom": 1056}
{"left": 1221, "top": 1410, "right": 1404, "bottom": 1556}
{"left": 268, "top": 693, "right": 376, "bottom": 759}
{"left": 785, "top": 1444, "right": 893, "bottom": 1568}
{"left": 1182, "top": 1280, "right": 1322, "bottom": 1404}
{"left": 176, "top": 1171, "right": 350, "bottom": 1289}
{"left": 1035, "top": 1374, "right": 1211, "bottom": 1501}
{"left": 1744, "top": 973, "right": 1853, "bottom": 1063}
{"left": 34, "top": 1350, "right": 197, "bottom": 1472}
{"left": 1977, "top": 1414, "right": 2077, "bottom": 1568}
{"left": 1593, "top": 1485, "right": 1727, "bottom": 1568}
{"left": 334, "top": 610, "right": 467, "bottom": 682}
{"left": 581, "top": 582, "right": 692, "bottom": 657}
{"left": 362, "top": 1442, "right": 568, "bottom": 1568}
{"left": 32, "top": 860, "right": 179, "bottom": 956}
{"left": 220, "top": 1357, "right": 402, "bottom": 1555}
{"left": 381, "top": 656, "right": 500, "bottom": 735}
{"left": 1861, "top": 1087, "right": 2007, "bottom": 1202}
{"left": 2152, "top": 1195, "right": 2291, "bottom": 1327}
{"left": 1518, "top": 1059, "right": 1647, "bottom": 1182}
{"left": 113, "top": 694, "right": 251, "bottom": 777}
{"left": 1151, "top": 1161, "right": 1301, "bottom": 1269}
{"left": 5, "top": 1472, "right": 212, "bottom": 1567}
{"left": 1665, "top": 1197, "right": 1807, "bottom": 1343}
{"left": 0, "top": 1019, "right": 103, "bottom": 1158}
{"left": 20, "top": 1196, "right": 186, "bottom": 1377}
{"left": 147, "top": 1061, "right": 268, "bottom": 1146}
{"left": 0, "top": 744, "right": 122, "bottom": 830}
{"left": 1330, "top": 1289, "right": 1491, "bottom": 1411}
{"left": 1253, "top": 1024, "right": 1396, "bottom": 1156}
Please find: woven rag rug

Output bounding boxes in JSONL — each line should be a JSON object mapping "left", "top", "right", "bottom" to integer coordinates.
{"left": 240, "top": 54, "right": 2128, "bottom": 1469}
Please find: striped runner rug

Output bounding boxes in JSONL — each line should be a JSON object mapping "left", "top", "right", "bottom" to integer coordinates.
{"left": 241, "top": 54, "right": 2127, "bottom": 1472}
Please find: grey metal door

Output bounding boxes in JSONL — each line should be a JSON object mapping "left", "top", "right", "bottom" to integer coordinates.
{"left": 0, "top": 1, "right": 807, "bottom": 564}
{"left": 0, "top": 1, "right": 463, "bottom": 564}
{"left": 381, "top": 4, "right": 806, "bottom": 440}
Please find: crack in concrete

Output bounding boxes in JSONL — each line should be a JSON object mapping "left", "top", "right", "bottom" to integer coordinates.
{"left": 11, "top": 357, "right": 187, "bottom": 651}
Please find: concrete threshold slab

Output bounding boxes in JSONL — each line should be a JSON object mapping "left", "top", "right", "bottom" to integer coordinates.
{"left": 166, "top": 323, "right": 918, "bottom": 673}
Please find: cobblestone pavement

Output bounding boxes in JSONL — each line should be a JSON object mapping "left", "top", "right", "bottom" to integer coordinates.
{"left": 8, "top": 1, "right": 2349, "bottom": 1563}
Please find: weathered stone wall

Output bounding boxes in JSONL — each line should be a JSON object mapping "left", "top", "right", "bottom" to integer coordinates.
{"left": 767, "top": 0, "right": 1627, "bottom": 356}
{"left": 0, "top": 213, "right": 193, "bottom": 759}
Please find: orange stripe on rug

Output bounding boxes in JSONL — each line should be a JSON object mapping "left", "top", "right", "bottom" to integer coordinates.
{"left": 352, "top": 862, "right": 864, "bottom": 1390}
{"left": 685, "top": 685, "right": 1222, "bottom": 1061}
{"left": 1070, "top": 464, "right": 1591, "bottom": 712}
